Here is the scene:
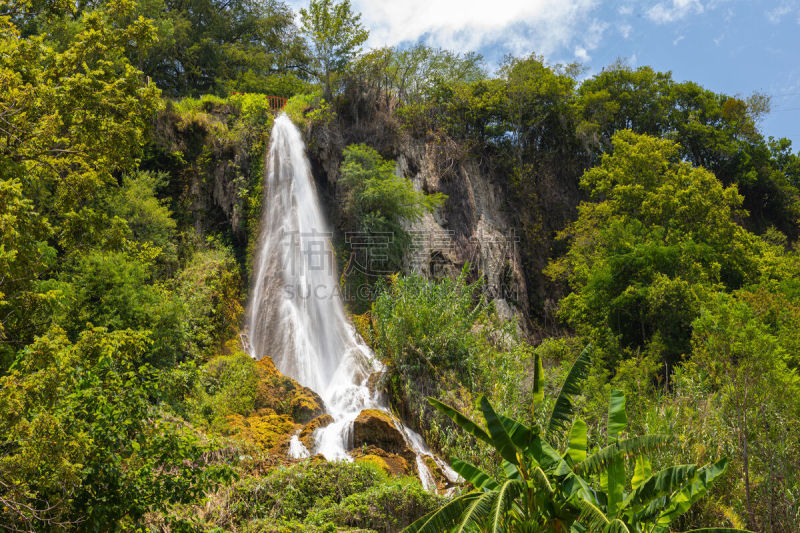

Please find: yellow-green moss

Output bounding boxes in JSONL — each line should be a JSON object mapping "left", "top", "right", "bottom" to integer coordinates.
{"left": 226, "top": 409, "right": 299, "bottom": 450}
{"left": 253, "top": 357, "right": 325, "bottom": 423}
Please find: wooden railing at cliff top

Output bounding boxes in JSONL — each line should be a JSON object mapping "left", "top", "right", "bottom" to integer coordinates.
{"left": 230, "top": 92, "right": 288, "bottom": 112}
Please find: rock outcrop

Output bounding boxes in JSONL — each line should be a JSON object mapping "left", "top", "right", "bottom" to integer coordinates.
{"left": 348, "top": 409, "right": 420, "bottom": 477}
{"left": 223, "top": 354, "right": 326, "bottom": 453}
{"left": 227, "top": 409, "right": 298, "bottom": 452}
{"left": 299, "top": 414, "right": 334, "bottom": 450}
{"left": 351, "top": 445, "right": 415, "bottom": 477}
{"left": 253, "top": 356, "right": 325, "bottom": 423}
{"left": 305, "top": 118, "right": 532, "bottom": 333}
{"left": 351, "top": 409, "right": 409, "bottom": 456}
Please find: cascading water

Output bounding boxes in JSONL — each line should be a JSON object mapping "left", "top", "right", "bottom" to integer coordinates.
{"left": 246, "top": 114, "right": 456, "bottom": 489}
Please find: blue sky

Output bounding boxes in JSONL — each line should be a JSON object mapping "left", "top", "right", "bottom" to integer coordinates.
{"left": 287, "top": 0, "right": 800, "bottom": 144}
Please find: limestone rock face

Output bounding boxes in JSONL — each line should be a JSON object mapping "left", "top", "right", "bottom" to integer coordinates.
{"left": 351, "top": 409, "right": 410, "bottom": 456}
{"left": 305, "top": 120, "right": 532, "bottom": 334}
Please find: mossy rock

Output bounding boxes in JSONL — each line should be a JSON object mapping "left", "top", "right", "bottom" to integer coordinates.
{"left": 253, "top": 356, "right": 325, "bottom": 423}
{"left": 227, "top": 408, "right": 299, "bottom": 450}
{"left": 422, "top": 455, "right": 457, "bottom": 493}
{"left": 350, "top": 445, "right": 415, "bottom": 478}
{"left": 351, "top": 409, "right": 413, "bottom": 459}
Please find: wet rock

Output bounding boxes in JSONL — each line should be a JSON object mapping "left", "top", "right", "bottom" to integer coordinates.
{"left": 351, "top": 409, "right": 410, "bottom": 456}
{"left": 299, "top": 414, "right": 334, "bottom": 450}
{"left": 422, "top": 455, "right": 459, "bottom": 493}
{"left": 365, "top": 371, "right": 382, "bottom": 396}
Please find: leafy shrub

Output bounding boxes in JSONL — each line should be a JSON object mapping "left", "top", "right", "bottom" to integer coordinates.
{"left": 0, "top": 327, "right": 234, "bottom": 531}
{"left": 176, "top": 246, "right": 244, "bottom": 358}
{"left": 226, "top": 461, "right": 386, "bottom": 524}
{"left": 284, "top": 89, "right": 332, "bottom": 127}
{"left": 339, "top": 143, "right": 445, "bottom": 272}
{"left": 307, "top": 477, "right": 444, "bottom": 532}
{"left": 365, "top": 272, "right": 529, "bottom": 473}
{"left": 194, "top": 352, "right": 260, "bottom": 428}
{"left": 108, "top": 170, "right": 178, "bottom": 271}
{"left": 54, "top": 249, "right": 187, "bottom": 367}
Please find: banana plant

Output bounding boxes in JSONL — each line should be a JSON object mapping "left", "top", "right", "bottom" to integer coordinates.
{"left": 403, "top": 346, "right": 753, "bottom": 533}
{"left": 571, "top": 390, "right": 745, "bottom": 533}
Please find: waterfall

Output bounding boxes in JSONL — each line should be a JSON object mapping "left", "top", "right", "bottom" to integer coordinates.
{"left": 246, "top": 114, "right": 458, "bottom": 489}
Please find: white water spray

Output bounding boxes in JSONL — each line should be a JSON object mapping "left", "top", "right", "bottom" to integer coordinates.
{"left": 246, "top": 114, "right": 457, "bottom": 489}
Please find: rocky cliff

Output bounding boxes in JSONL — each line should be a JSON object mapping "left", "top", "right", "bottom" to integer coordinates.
{"left": 304, "top": 117, "right": 532, "bottom": 331}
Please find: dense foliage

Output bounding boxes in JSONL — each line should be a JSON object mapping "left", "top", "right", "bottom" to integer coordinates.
{"left": 338, "top": 144, "right": 445, "bottom": 307}
{"left": 407, "top": 349, "right": 740, "bottom": 532}
{"left": 3, "top": 0, "right": 800, "bottom": 530}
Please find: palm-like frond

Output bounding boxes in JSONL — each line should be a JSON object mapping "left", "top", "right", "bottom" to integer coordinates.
{"left": 429, "top": 397, "right": 492, "bottom": 446}
{"left": 451, "top": 458, "right": 499, "bottom": 491}
{"left": 524, "top": 434, "right": 564, "bottom": 471}
{"left": 606, "top": 519, "right": 631, "bottom": 533}
{"left": 480, "top": 396, "right": 519, "bottom": 465}
{"left": 456, "top": 490, "right": 500, "bottom": 533}
{"left": 631, "top": 455, "right": 651, "bottom": 491}
{"left": 576, "top": 435, "right": 667, "bottom": 476}
{"left": 607, "top": 389, "right": 627, "bottom": 443}
{"left": 622, "top": 465, "right": 698, "bottom": 509}
{"left": 404, "top": 492, "right": 481, "bottom": 533}
{"left": 652, "top": 458, "right": 729, "bottom": 526}
{"left": 547, "top": 344, "right": 592, "bottom": 435}
{"left": 490, "top": 479, "right": 527, "bottom": 533}
{"left": 530, "top": 465, "right": 555, "bottom": 494}
{"left": 576, "top": 498, "right": 610, "bottom": 532}
{"left": 498, "top": 412, "right": 536, "bottom": 450}
{"left": 566, "top": 418, "right": 588, "bottom": 464}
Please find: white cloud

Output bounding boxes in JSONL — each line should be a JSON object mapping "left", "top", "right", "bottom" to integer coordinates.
{"left": 646, "top": 0, "right": 704, "bottom": 24}
{"left": 574, "top": 46, "right": 590, "bottom": 62}
{"left": 766, "top": 4, "right": 794, "bottom": 24}
{"left": 673, "top": 35, "right": 685, "bottom": 45}
{"left": 287, "top": 0, "right": 606, "bottom": 60}
{"left": 346, "top": 0, "right": 601, "bottom": 58}
{"left": 283, "top": 0, "right": 726, "bottom": 68}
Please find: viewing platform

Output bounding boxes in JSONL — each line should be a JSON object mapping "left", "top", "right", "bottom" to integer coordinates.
{"left": 230, "top": 92, "right": 288, "bottom": 113}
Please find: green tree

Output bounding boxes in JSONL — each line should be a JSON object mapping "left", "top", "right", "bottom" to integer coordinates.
{"left": 0, "top": 327, "right": 233, "bottom": 530}
{"left": 546, "top": 130, "right": 778, "bottom": 367}
{"left": 338, "top": 143, "right": 444, "bottom": 301}
{"left": 576, "top": 63, "right": 800, "bottom": 238}
{"left": 299, "top": 0, "right": 368, "bottom": 97}
{"left": 0, "top": 0, "right": 160, "bottom": 365}
{"left": 126, "top": 0, "right": 310, "bottom": 96}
